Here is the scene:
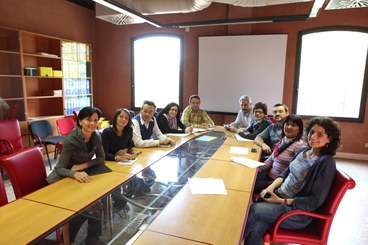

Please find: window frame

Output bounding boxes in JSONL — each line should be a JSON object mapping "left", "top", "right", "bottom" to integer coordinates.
{"left": 130, "top": 33, "right": 184, "bottom": 111}
{"left": 292, "top": 26, "right": 368, "bottom": 122}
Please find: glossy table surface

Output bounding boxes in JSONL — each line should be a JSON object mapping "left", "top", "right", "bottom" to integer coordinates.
{"left": 0, "top": 127, "right": 259, "bottom": 244}
{"left": 23, "top": 171, "right": 132, "bottom": 211}
{"left": 0, "top": 199, "right": 74, "bottom": 244}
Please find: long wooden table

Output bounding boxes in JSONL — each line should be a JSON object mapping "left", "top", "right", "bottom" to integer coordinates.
{"left": 134, "top": 127, "right": 260, "bottom": 244}
{"left": 0, "top": 127, "right": 260, "bottom": 244}
{"left": 0, "top": 199, "right": 74, "bottom": 244}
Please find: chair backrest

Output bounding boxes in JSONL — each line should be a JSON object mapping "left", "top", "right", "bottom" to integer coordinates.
{"left": 73, "top": 110, "right": 80, "bottom": 120}
{"left": 56, "top": 117, "right": 76, "bottom": 136}
{"left": 0, "top": 146, "right": 47, "bottom": 199}
{"left": 264, "top": 168, "right": 356, "bottom": 245}
{"left": 29, "top": 120, "right": 54, "bottom": 140}
{"left": 315, "top": 168, "right": 356, "bottom": 239}
{"left": 0, "top": 173, "right": 8, "bottom": 207}
{"left": 0, "top": 119, "right": 23, "bottom": 152}
{"left": 129, "top": 110, "right": 135, "bottom": 118}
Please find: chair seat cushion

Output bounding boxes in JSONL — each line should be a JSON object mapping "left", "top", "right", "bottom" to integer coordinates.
{"left": 268, "top": 226, "right": 322, "bottom": 244}
{"left": 43, "top": 136, "right": 65, "bottom": 145}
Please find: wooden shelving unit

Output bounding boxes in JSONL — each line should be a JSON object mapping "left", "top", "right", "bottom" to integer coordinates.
{"left": 0, "top": 26, "right": 25, "bottom": 121}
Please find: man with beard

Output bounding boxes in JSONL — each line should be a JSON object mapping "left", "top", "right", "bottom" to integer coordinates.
{"left": 254, "top": 103, "right": 289, "bottom": 160}
{"left": 224, "top": 95, "right": 254, "bottom": 132}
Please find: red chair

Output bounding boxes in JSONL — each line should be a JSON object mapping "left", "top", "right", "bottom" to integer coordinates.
{"left": 0, "top": 146, "right": 46, "bottom": 198}
{"left": 0, "top": 173, "right": 8, "bottom": 207}
{"left": 0, "top": 119, "right": 24, "bottom": 154}
{"left": 56, "top": 117, "right": 76, "bottom": 136}
{"left": 0, "top": 146, "right": 66, "bottom": 243}
{"left": 263, "top": 168, "right": 356, "bottom": 245}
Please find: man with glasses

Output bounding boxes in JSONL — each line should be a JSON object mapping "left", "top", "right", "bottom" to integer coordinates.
{"left": 224, "top": 95, "right": 254, "bottom": 132}
{"left": 254, "top": 103, "right": 289, "bottom": 160}
{"left": 181, "top": 95, "right": 214, "bottom": 129}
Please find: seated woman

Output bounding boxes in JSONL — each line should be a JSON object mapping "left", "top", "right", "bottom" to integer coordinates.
{"left": 46, "top": 106, "right": 105, "bottom": 244}
{"left": 238, "top": 102, "right": 272, "bottom": 140}
{"left": 254, "top": 114, "right": 305, "bottom": 193}
{"left": 102, "top": 108, "right": 135, "bottom": 162}
{"left": 156, "top": 102, "right": 192, "bottom": 134}
{"left": 243, "top": 117, "right": 341, "bottom": 245}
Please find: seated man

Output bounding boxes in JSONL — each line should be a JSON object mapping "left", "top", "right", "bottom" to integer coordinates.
{"left": 181, "top": 95, "right": 214, "bottom": 128}
{"left": 132, "top": 100, "right": 175, "bottom": 147}
{"left": 224, "top": 95, "right": 253, "bottom": 132}
{"left": 254, "top": 103, "right": 289, "bottom": 160}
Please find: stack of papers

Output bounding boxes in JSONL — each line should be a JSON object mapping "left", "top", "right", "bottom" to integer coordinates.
{"left": 230, "top": 157, "right": 264, "bottom": 168}
{"left": 192, "top": 127, "right": 214, "bottom": 133}
{"left": 188, "top": 178, "right": 227, "bottom": 195}
{"left": 234, "top": 133, "right": 253, "bottom": 142}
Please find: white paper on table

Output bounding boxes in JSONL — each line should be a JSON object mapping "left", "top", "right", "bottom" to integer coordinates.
{"left": 192, "top": 127, "right": 214, "bottom": 133}
{"left": 230, "top": 157, "right": 264, "bottom": 168}
{"left": 234, "top": 133, "right": 254, "bottom": 142}
{"left": 188, "top": 178, "right": 227, "bottom": 195}
{"left": 167, "top": 132, "right": 191, "bottom": 137}
{"left": 117, "top": 158, "right": 138, "bottom": 165}
{"left": 230, "top": 146, "right": 249, "bottom": 155}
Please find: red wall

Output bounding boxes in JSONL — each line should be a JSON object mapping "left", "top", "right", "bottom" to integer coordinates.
{"left": 94, "top": 4, "right": 368, "bottom": 156}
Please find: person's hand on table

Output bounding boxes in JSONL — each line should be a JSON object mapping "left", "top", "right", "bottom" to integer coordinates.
{"left": 115, "top": 153, "right": 134, "bottom": 162}
{"left": 185, "top": 126, "right": 193, "bottom": 133}
{"left": 116, "top": 148, "right": 128, "bottom": 156}
{"left": 74, "top": 171, "right": 91, "bottom": 183}
{"left": 261, "top": 143, "right": 272, "bottom": 154}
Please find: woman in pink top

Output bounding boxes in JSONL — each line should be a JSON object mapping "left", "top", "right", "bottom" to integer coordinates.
{"left": 254, "top": 114, "right": 305, "bottom": 193}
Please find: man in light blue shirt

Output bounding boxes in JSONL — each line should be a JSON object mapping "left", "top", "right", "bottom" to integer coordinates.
{"left": 224, "top": 95, "right": 254, "bottom": 132}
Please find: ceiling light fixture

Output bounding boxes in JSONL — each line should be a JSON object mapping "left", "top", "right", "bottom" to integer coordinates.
{"left": 92, "top": 0, "right": 162, "bottom": 28}
{"left": 309, "top": 0, "right": 325, "bottom": 17}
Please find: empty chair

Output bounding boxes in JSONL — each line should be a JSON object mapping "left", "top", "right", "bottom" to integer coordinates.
{"left": 0, "top": 119, "right": 24, "bottom": 153}
{"left": 73, "top": 110, "right": 80, "bottom": 120}
{"left": 0, "top": 146, "right": 46, "bottom": 199}
{"left": 128, "top": 110, "right": 135, "bottom": 118}
{"left": 56, "top": 117, "right": 76, "bottom": 136}
{"left": 28, "top": 120, "right": 65, "bottom": 170}
{"left": 263, "top": 168, "right": 356, "bottom": 245}
{"left": 0, "top": 146, "right": 66, "bottom": 242}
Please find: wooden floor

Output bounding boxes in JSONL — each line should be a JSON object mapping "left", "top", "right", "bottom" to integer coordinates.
{"left": 3, "top": 157, "right": 368, "bottom": 245}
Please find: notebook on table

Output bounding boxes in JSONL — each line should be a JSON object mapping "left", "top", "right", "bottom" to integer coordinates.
{"left": 84, "top": 164, "right": 112, "bottom": 176}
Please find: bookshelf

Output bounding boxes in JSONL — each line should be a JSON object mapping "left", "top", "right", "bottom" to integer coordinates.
{"left": 0, "top": 26, "right": 25, "bottom": 121}
{"left": 62, "top": 41, "right": 92, "bottom": 115}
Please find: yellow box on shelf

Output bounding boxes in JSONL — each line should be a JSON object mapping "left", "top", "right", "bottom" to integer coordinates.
{"left": 53, "top": 70, "right": 63, "bottom": 77}
{"left": 37, "top": 67, "right": 53, "bottom": 77}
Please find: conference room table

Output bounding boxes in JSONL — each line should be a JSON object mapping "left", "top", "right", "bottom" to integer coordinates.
{"left": 0, "top": 127, "right": 260, "bottom": 244}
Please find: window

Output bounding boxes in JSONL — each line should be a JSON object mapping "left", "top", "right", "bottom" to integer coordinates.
{"left": 293, "top": 28, "right": 368, "bottom": 122}
{"left": 131, "top": 34, "right": 183, "bottom": 110}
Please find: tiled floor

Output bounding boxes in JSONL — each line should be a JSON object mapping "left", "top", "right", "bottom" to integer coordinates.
{"left": 2, "top": 157, "right": 368, "bottom": 244}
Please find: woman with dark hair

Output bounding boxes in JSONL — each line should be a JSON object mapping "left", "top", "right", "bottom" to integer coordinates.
{"left": 47, "top": 106, "right": 104, "bottom": 183}
{"left": 243, "top": 117, "right": 341, "bottom": 245}
{"left": 46, "top": 106, "right": 105, "bottom": 244}
{"left": 156, "top": 102, "right": 192, "bottom": 134}
{"left": 102, "top": 108, "right": 135, "bottom": 162}
{"left": 254, "top": 114, "right": 305, "bottom": 193}
{"left": 238, "top": 102, "right": 272, "bottom": 140}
